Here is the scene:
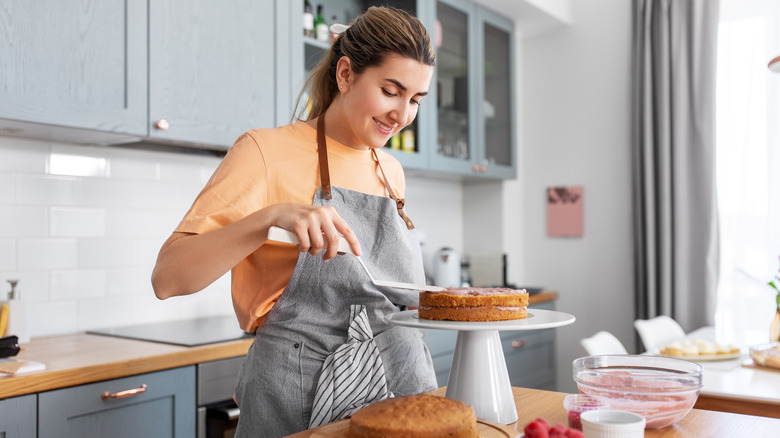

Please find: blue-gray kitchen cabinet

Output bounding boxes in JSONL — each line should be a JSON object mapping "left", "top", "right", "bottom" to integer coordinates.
{"left": 38, "top": 366, "right": 195, "bottom": 438}
{"left": 0, "top": 0, "right": 148, "bottom": 136}
{"left": 0, "top": 394, "right": 36, "bottom": 438}
{"left": 431, "top": 0, "right": 517, "bottom": 180}
{"left": 148, "top": 0, "right": 277, "bottom": 149}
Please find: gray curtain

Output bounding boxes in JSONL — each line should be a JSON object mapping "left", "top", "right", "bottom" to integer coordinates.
{"left": 632, "top": 0, "right": 720, "bottom": 335}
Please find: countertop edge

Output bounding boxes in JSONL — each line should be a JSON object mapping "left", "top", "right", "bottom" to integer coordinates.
{"left": 0, "top": 334, "right": 253, "bottom": 399}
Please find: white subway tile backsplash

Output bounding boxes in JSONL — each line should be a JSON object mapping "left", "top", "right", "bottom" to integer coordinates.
{"left": 0, "top": 137, "right": 47, "bottom": 173}
{"left": 50, "top": 269, "right": 107, "bottom": 300}
{"left": 29, "top": 301, "right": 79, "bottom": 337}
{"left": 0, "top": 173, "right": 14, "bottom": 203}
{"left": 106, "top": 267, "right": 154, "bottom": 296}
{"left": 0, "top": 206, "right": 48, "bottom": 238}
{"left": 0, "top": 271, "right": 50, "bottom": 302}
{"left": 50, "top": 207, "right": 106, "bottom": 237}
{"left": 107, "top": 147, "right": 162, "bottom": 180}
{"left": 78, "top": 237, "right": 159, "bottom": 268}
{"left": 106, "top": 208, "right": 177, "bottom": 238}
{"left": 17, "top": 174, "right": 79, "bottom": 205}
{"left": 0, "top": 240, "right": 15, "bottom": 271}
{"left": 158, "top": 154, "right": 210, "bottom": 183}
{"left": 18, "top": 238, "right": 78, "bottom": 270}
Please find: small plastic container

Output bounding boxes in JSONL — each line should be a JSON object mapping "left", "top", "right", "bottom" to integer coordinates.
{"left": 580, "top": 409, "right": 646, "bottom": 438}
{"left": 563, "top": 394, "right": 609, "bottom": 431}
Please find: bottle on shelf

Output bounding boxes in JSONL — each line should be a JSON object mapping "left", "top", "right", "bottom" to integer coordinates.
{"left": 303, "top": 0, "right": 314, "bottom": 38}
{"left": 401, "top": 128, "right": 415, "bottom": 152}
{"left": 315, "top": 4, "right": 329, "bottom": 42}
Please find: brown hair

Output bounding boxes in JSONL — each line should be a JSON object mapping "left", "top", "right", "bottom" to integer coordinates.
{"left": 294, "top": 6, "right": 436, "bottom": 121}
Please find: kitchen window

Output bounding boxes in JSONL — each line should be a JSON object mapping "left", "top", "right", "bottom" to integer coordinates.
{"left": 715, "top": 0, "right": 780, "bottom": 344}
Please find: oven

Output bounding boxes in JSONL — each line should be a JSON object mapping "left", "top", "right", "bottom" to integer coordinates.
{"left": 197, "top": 356, "right": 244, "bottom": 438}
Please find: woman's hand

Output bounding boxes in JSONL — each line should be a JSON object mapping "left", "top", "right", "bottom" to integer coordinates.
{"left": 152, "top": 202, "right": 361, "bottom": 299}
{"left": 268, "top": 203, "right": 362, "bottom": 261}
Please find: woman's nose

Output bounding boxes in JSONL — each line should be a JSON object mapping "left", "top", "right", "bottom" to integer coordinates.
{"left": 390, "top": 101, "right": 412, "bottom": 126}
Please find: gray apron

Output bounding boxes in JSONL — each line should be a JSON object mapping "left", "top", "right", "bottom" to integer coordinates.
{"left": 233, "top": 118, "right": 437, "bottom": 438}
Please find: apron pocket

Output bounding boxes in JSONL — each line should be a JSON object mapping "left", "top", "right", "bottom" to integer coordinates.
{"left": 300, "top": 341, "right": 329, "bottom": 423}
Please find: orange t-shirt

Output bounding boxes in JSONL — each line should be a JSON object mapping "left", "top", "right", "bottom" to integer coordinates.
{"left": 175, "top": 122, "right": 406, "bottom": 333}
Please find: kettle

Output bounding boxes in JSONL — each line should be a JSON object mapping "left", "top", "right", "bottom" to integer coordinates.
{"left": 433, "top": 247, "right": 461, "bottom": 288}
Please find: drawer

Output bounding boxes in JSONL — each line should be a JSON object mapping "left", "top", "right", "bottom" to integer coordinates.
{"left": 198, "top": 356, "right": 244, "bottom": 406}
{"left": 39, "top": 366, "right": 195, "bottom": 438}
{"left": 420, "top": 328, "right": 457, "bottom": 356}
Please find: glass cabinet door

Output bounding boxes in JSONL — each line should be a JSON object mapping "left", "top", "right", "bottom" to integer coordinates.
{"left": 431, "top": 0, "right": 476, "bottom": 174}
{"left": 479, "top": 8, "right": 515, "bottom": 178}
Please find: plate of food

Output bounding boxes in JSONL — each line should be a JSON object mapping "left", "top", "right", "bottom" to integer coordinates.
{"left": 657, "top": 339, "right": 742, "bottom": 361}
{"left": 749, "top": 342, "right": 780, "bottom": 370}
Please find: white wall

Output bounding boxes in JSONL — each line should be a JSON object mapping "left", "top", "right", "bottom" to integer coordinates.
{"left": 0, "top": 136, "right": 465, "bottom": 338}
{"left": 520, "top": 0, "right": 635, "bottom": 392}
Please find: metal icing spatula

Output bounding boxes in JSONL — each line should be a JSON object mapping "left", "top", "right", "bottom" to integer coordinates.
{"left": 267, "top": 226, "right": 444, "bottom": 292}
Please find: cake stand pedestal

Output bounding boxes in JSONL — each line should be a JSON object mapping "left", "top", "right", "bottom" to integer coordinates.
{"left": 388, "top": 309, "right": 575, "bottom": 425}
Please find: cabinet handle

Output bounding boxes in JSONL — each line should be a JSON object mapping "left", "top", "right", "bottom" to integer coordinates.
{"left": 102, "top": 384, "right": 147, "bottom": 400}
{"left": 480, "top": 165, "right": 487, "bottom": 173}
{"left": 511, "top": 340, "right": 527, "bottom": 349}
{"left": 472, "top": 164, "right": 480, "bottom": 172}
{"left": 155, "top": 119, "right": 170, "bottom": 131}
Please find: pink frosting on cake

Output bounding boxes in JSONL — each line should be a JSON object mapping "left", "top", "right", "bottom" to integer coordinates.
{"left": 423, "top": 287, "right": 527, "bottom": 297}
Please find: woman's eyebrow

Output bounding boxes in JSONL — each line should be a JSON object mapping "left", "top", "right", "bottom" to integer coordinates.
{"left": 385, "top": 78, "right": 428, "bottom": 96}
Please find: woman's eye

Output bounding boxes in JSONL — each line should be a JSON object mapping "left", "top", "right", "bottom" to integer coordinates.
{"left": 411, "top": 98, "right": 421, "bottom": 106}
{"left": 382, "top": 88, "right": 397, "bottom": 97}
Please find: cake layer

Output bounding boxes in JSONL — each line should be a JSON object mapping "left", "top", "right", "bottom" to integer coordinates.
{"left": 420, "top": 288, "right": 529, "bottom": 308}
{"left": 348, "top": 394, "right": 478, "bottom": 438}
{"left": 418, "top": 306, "right": 528, "bottom": 322}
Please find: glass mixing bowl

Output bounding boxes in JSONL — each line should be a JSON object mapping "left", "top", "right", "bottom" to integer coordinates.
{"left": 572, "top": 355, "right": 703, "bottom": 429}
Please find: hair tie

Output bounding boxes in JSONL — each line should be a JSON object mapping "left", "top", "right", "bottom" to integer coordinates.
{"left": 329, "top": 23, "right": 349, "bottom": 35}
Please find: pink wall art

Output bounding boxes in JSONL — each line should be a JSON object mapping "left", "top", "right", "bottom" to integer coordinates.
{"left": 547, "top": 186, "right": 584, "bottom": 237}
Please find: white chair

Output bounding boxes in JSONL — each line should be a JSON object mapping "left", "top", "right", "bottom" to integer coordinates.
{"left": 633, "top": 315, "right": 686, "bottom": 352}
{"left": 580, "top": 331, "right": 629, "bottom": 355}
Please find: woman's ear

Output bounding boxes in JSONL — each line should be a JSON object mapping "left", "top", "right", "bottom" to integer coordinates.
{"left": 335, "top": 56, "right": 353, "bottom": 92}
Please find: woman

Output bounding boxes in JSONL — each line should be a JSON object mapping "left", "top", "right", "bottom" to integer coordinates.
{"left": 151, "top": 6, "right": 438, "bottom": 437}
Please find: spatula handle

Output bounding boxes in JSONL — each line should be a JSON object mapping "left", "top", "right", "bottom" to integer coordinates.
{"left": 267, "top": 226, "right": 354, "bottom": 255}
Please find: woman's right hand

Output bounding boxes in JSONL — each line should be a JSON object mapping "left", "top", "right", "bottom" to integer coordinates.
{"left": 152, "top": 202, "right": 361, "bottom": 299}
{"left": 266, "top": 203, "right": 362, "bottom": 261}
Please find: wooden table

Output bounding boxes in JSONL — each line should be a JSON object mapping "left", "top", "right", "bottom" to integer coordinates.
{"left": 289, "top": 387, "right": 780, "bottom": 437}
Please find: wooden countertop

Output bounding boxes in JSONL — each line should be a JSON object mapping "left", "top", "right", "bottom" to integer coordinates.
{"left": 290, "top": 387, "right": 780, "bottom": 437}
{"left": 0, "top": 333, "right": 253, "bottom": 399}
{"left": 529, "top": 290, "right": 557, "bottom": 305}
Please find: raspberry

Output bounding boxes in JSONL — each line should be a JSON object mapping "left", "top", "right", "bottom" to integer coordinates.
{"left": 523, "top": 419, "right": 550, "bottom": 438}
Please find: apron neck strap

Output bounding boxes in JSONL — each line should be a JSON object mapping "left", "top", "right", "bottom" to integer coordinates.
{"left": 316, "top": 115, "right": 332, "bottom": 199}
{"left": 316, "top": 114, "right": 415, "bottom": 230}
{"left": 371, "top": 149, "right": 415, "bottom": 230}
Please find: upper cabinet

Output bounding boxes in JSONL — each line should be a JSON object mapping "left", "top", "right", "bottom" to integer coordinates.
{"left": 0, "top": 0, "right": 277, "bottom": 150}
{"left": 431, "top": 0, "right": 516, "bottom": 179}
{"left": 148, "top": 0, "right": 277, "bottom": 148}
{"left": 0, "top": 0, "right": 148, "bottom": 136}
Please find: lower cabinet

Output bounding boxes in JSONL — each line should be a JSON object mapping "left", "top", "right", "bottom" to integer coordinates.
{"left": 0, "top": 394, "right": 36, "bottom": 438}
{"left": 38, "top": 366, "right": 195, "bottom": 438}
{"left": 421, "top": 299, "right": 558, "bottom": 390}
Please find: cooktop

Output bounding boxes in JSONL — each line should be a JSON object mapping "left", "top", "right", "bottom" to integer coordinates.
{"left": 87, "top": 315, "right": 253, "bottom": 347}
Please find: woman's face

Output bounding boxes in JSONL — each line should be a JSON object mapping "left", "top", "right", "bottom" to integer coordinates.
{"left": 332, "top": 53, "right": 434, "bottom": 150}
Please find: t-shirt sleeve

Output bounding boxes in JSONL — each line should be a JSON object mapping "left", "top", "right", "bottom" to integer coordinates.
{"left": 175, "top": 131, "right": 268, "bottom": 235}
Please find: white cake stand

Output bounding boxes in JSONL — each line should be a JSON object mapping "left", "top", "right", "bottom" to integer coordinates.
{"left": 388, "top": 309, "right": 575, "bottom": 425}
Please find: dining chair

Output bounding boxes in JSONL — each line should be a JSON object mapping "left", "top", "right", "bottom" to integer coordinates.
{"left": 633, "top": 315, "right": 686, "bottom": 353}
{"left": 580, "top": 331, "right": 629, "bottom": 355}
